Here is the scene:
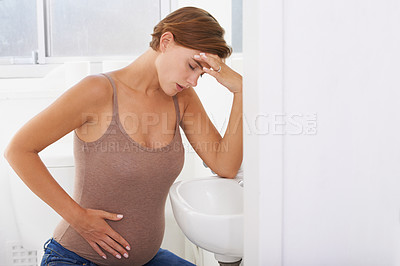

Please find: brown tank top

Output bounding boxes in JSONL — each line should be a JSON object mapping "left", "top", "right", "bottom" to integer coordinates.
{"left": 53, "top": 74, "right": 185, "bottom": 265}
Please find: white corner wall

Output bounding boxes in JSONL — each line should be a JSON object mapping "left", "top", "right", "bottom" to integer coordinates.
{"left": 244, "top": 0, "right": 400, "bottom": 265}
{"left": 243, "top": 0, "right": 284, "bottom": 265}
{"left": 283, "top": 0, "right": 400, "bottom": 265}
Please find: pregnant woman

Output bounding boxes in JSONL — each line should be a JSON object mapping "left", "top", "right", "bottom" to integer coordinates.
{"left": 5, "top": 6, "right": 242, "bottom": 266}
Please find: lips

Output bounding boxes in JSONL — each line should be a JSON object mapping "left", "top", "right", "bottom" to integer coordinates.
{"left": 176, "top": 83, "right": 184, "bottom": 92}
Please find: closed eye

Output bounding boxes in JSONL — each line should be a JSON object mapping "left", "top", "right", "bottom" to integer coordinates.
{"left": 189, "top": 63, "right": 204, "bottom": 77}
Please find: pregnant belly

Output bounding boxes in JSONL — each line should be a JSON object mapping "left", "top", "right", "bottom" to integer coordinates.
{"left": 56, "top": 211, "right": 165, "bottom": 266}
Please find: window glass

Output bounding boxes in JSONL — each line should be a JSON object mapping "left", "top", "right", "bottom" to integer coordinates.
{"left": 48, "top": 0, "right": 160, "bottom": 56}
{"left": 232, "top": 0, "right": 243, "bottom": 53}
{"left": 0, "top": 0, "right": 38, "bottom": 57}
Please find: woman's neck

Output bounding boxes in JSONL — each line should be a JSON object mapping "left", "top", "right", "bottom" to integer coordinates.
{"left": 115, "top": 48, "right": 163, "bottom": 97}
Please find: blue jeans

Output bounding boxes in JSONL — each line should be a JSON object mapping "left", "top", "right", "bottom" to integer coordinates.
{"left": 41, "top": 238, "right": 195, "bottom": 266}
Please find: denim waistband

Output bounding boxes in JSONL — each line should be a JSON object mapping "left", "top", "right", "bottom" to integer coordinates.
{"left": 43, "top": 238, "right": 95, "bottom": 265}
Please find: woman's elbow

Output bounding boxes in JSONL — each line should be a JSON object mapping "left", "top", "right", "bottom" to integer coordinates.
{"left": 3, "top": 142, "right": 27, "bottom": 163}
{"left": 216, "top": 168, "right": 239, "bottom": 179}
{"left": 4, "top": 143, "right": 13, "bottom": 161}
{"left": 4, "top": 142, "right": 17, "bottom": 163}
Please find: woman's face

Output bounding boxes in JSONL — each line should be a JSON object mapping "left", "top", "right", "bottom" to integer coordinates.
{"left": 155, "top": 40, "right": 209, "bottom": 96}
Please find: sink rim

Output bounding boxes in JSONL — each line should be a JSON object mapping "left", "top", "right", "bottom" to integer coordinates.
{"left": 169, "top": 175, "right": 243, "bottom": 218}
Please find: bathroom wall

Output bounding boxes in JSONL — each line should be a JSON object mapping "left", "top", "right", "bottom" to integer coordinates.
{"left": 244, "top": 0, "right": 400, "bottom": 265}
{"left": 283, "top": 0, "right": 400, "bottom": 264}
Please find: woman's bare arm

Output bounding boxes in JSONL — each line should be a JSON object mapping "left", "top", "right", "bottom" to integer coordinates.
{"left": 180, "top": 53, "right": 243, "bottom": 178}
{"left": 4, "top": 75, "right": 130, "bottom": 259}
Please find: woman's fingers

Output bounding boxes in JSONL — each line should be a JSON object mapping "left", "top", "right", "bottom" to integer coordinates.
{"left": 202, "top": 66, "right": 219, "bottom": 78}
{"left": 194, "top": 52, "right": 242, "bottom": 93}
{"left": 199, "top": 53, "right": 222, "bottom": 72}
{"left": 73, "top": 208, "right": 131, "bottom": 259}
{"left": 101, "top": 211, "right": 131, "bottom": 253}
{"left": 88, "top": 230, "right": 129, "bottom": 260}
{"left": 194, "top": 53, "right": 222, "bottom": 74}
{"left": 97, "top": 240, "right": 122, "bottom": 259}
{"left": 89, "top": 242, "right": 108, "bottom": 260}
{"left": 104, "top": 234, "right": 130, "bottom": 259}
{"left": 101, "top": 210, "right": 124, "bottom": 221}
{"left": 108, "top": 229, "right": 131, "bottom": 252}
{"left": 85, "top": 228, "right": 129, "bottom": 260}
{"left": 193, "top": 53, "right": 243, "bottom": 93}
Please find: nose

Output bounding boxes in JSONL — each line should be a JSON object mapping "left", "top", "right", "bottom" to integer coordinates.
{"left": 187, "top": 72, "right": 200, "bottom": 87}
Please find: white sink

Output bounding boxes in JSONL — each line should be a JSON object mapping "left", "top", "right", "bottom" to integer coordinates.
{"left": 169, "top": 176, "right": 243, "bottom": 262}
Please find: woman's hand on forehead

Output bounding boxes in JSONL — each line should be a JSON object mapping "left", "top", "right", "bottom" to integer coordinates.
{"left": 193, "top": 52, "right": 242, "bottom": 93}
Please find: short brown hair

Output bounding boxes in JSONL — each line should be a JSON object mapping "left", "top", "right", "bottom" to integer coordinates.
{"left": 150, "top": 6, "right": 232, "bottom": 59}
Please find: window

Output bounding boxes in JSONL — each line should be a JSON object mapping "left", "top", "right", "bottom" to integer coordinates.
{"left": 0, "top": 0, "right": 241, "bottom": 64}
{"left": 0, "top": 0, "right": 38, "bottom": 58}
{"left": 48, "top": 0, "right": 160, "bottom": 57}
{"left": 232, "top": 0, "right": 243, "bottom": 53}
{"left": 0, "top": 0, "right": 164, "bottom": 64}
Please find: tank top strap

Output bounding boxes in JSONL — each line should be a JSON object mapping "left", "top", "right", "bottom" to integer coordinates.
{"left": 100, "top": 73, "right": 119, "bottom": 117}
{"left": 100, "top": 73, "right": 179, "bottom": 127}
{"left": 172, "top": 95, "right": 181, "bottom": 126}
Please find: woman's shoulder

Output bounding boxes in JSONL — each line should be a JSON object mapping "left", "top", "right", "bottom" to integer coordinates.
{"left": 70, "top": 74, "right": 113, "bottom": 110}
{"left": 52, "top": 74, "right": 114, "bottom": 126}
{"left": 77, "top": 74, "right": 112, "bottom": 98}
{"left": 175, "top": 87, "right": 196, "bottom": 108}
{"left": 175, "top": 87, "right": 203, "bottom": 115}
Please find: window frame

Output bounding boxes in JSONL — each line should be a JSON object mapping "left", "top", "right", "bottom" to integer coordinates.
{"left": 1, "top": 0, "right": 242, "bottom": 66}
{"left": 34, "top": 0, "right": 173, "bottom": 65}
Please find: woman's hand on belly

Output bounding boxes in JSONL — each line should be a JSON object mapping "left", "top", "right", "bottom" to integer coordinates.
{"left": 71, "top": 208, "right": 131, "bottom": 260}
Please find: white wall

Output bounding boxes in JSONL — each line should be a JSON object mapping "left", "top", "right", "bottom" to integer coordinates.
{"left": 244, "top": 0, "right": 400, "bottom": 265}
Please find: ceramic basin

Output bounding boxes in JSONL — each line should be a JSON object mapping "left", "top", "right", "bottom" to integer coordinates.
{"left": 169, "top": 176, "right": 243, "bottom": 261}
